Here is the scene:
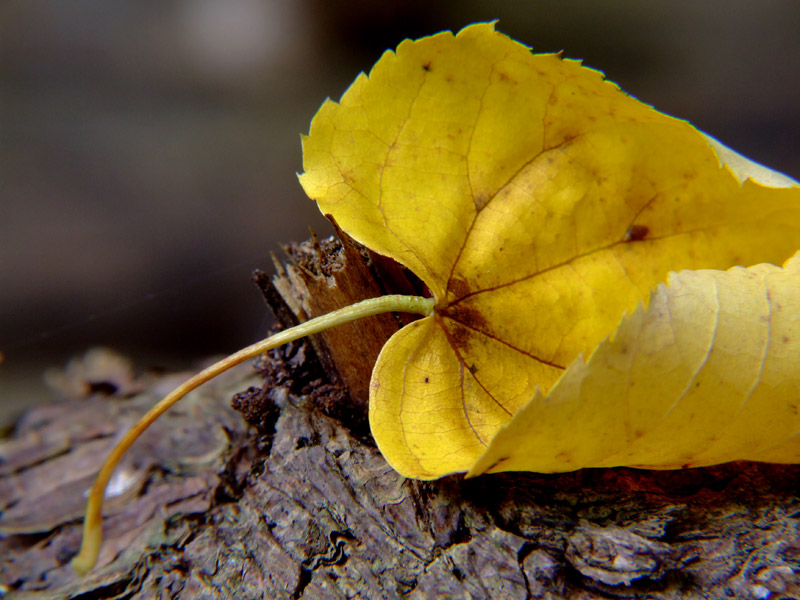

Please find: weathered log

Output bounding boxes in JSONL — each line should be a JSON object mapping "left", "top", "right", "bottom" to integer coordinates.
{"left": 1, "top": 235, "right": 799, "bottom": 599}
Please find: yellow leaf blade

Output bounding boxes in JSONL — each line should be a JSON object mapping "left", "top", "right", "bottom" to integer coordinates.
{"left": 369, "top": 315, "right": 561, "bottom": 478}
{"left": 300, "top": 22, "right": 800, "bottom": 479}
{"left": 301, "top": 23, "right": 513, "bottom": 299}
{"left": 469, "top": 253, "right": 800, "bottom": 476}
{"left": 368, "top": 317, "right": 490, "bottom": 479}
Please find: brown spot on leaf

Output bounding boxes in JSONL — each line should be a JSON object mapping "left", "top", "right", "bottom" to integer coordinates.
{"left": 449, "top": 277, "right": 472, "bottom": 299}
{"left": 625, "top": 224, "right": 650, "bottom": 242}
{"left": 497, "top": 70, "right": 517, "bottom": 84}
{"left": 422, "top": 61, "right": 432, "bottom": 72}
{"left": 473, "top": 193, "right": 490, "bottom": 210}
{"left": 443, "top": 304, "right": 490, "bottom": 333}
{"left": 449, "top": 324, "right": 472, "bottom": 349}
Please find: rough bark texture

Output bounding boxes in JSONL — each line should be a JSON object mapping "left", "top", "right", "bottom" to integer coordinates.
{"left": 2, "top": 235, "right": 800, "bottom": 599}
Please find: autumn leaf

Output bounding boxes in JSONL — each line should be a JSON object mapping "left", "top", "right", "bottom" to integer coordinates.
{"left": 299, "top": 22, "right": 800, "bottom": 479}
{"left": 73, "top": 22, "right": 800, "bottom": 575}
{"left": 469, "top": 252, "right": 800, "bottom": 475}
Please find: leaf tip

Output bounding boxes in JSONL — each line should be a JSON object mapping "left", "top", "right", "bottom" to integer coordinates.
{"left": 702, "top": 132, "right": 799, "bottom": 189}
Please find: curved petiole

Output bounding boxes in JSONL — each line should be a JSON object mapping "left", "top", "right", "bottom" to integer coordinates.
{"left": 72, "top": 294, "right": 434, "bottom": 575}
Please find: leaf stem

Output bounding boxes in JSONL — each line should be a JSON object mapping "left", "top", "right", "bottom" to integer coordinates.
{"left": 71, "top": 294, "right": 433, "bottom": 576}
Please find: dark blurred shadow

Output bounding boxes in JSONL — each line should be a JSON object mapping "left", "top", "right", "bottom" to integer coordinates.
{"left": 1, "top": 0, "right": 798, "bottom": 422}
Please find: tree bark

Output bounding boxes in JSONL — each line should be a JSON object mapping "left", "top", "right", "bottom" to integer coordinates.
{"left": 2, "top": 234, "right": 799, "bottom": 599}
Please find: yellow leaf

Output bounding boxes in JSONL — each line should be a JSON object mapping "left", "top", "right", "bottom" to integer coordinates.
{"left": 73, "top": 22, "right": 800, "bottom": 575}
{"left": 300, "top": 22, "right": 800, "bottom": 478}
{"left": 469, "top": 252, "right": 800, "bottom": 475}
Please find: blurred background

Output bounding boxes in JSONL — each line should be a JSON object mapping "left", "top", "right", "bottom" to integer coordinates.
{"left": 2, "top": 0, "right": 799, "bottom": 424}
